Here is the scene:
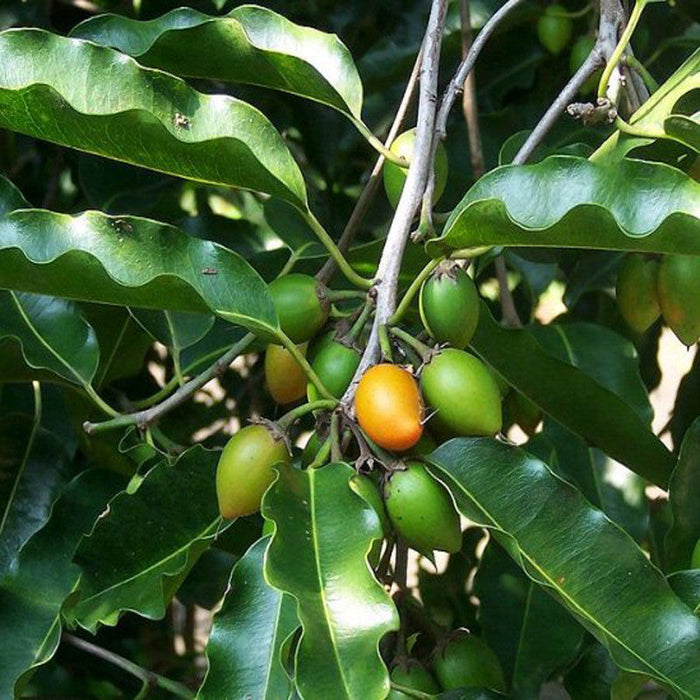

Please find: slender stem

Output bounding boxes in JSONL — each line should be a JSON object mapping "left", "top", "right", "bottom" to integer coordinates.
{"left": 278, "top": 242, "right": 316, "bottom": 278}
{"left": 304, "top": 211, "right": 373, "bottom": 289}
{"left": 598, "top": 0, "right": 646, "bottom": 99}
{"left": 494, "top": 256, "right": 522, "bottom": 328}
{"left": 459, "top": 0, "right": 485, "bottom": 180}
{"left": 341, "top": 0, "right": 448, "bottom": 409}
{"left": 624, "top": 55, "right": 659, "bottom": 92}
{"left": 346, "top": 296, "right": 375, "bottom": 343}
{"left": 613, "top": 115, "right": 666, "bottom": 140}
{"left": 326, "top": 289, "right": 368, "bottom": 302}
{"left": 355, "top": 122, "right": 409, "bottom": 166}
{"left": 330, "top": 412, "right": 342, "bottom": 462}
{"left": 277, "top": 400, "right": 338, "bottom": 430}
{"left": 435, "top": 0, "right": 526, "bottom": 140}
{"left": 308, "top": 436, "right": 332, "bottom": 469}
{"left": 83, "top": 333, "right": 255, "bottom": 434}
{"left": 389, "top": 327, "right": 433, "bottom": 361}
{"left": 63, "top": 633, "right": 193, "bottom": 699}
{"left": 389, "top": 682, "right": 432, "bottom": 699}
{"left": 85, "top": 385, "right": 120, "bottom": 418}
{"left": 513, "top": 46, "right": 605, "bottom": 164}
{"left": 389, "top": 258, "right": 442, "bottom": 326}
{"left": 276, "top": 332, "right": 335, "bottom": 400}
{"left": 131, "top": 375, "right": 181, "bottom": 410}
{"left": 379, "top": 325, "right": 394, "bottom": 363}
{"left": 317, "top": 50, "right": 423, "bottom": 286}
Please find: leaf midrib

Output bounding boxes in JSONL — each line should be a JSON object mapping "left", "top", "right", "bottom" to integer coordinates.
{"left": 441, "top": 467, "right": 688, "bottom": 699}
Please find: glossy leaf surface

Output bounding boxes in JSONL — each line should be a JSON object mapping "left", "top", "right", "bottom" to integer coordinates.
{"left": 665, "top": 419, "right": 700, "bottom": 572}
{"left": 263, "top": 461, "right": 398, "bottom": 700}
{"left": 0, "top": 181, "right": 277, "bottom": 335}
{"left": 72, "top": 5, "right": 363, "bottom": 121}
{"left": 0, "top": 415, "right": 72, "bottom": 576}
{"left": 0, "top": 29, "right": 307, "bottom": 207}
{"left": 429, "top": 438, "right": 700, "bottom": 699}
{"left": 67, "top": 447, "right": 223, "bottom": 632}
{"left": 200, "top": 537, "right": 297, "bottom": 699}
{"left": 429, "top": 157, "right": 700, "bottom": 257}
{"left": 0, "top": 470, "right": 125, "bottom": 698}
{"left": 471, "top": 304, "right": 674, "bottom": 487}
{"left": 0, "top": 291, "right": 99, "bottom": 388}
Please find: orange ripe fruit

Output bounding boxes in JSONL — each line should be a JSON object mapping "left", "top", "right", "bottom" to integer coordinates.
{"left": 354, "top": 364, "right": 423, "bottom": 451}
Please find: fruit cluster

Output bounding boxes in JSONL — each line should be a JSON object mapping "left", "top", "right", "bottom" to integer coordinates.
{"left": 216, "top": 258, "right": 508, "bottom": 556}
{"left": 616, "top": 253, "right": 700, "bottom": 346}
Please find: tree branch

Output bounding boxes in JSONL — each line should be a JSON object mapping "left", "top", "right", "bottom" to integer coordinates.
{"left": 494, "top": 256, "right": 522, "bottom": 328}
{"left": 420, "top": 0, "right": 526, "bottom": 230}
{"left": 316, "top": 48, "right": 423, "bottom": 286}
{"left": 513, "top": 0, "right": 626, "bottom": 164}
{"left": 63, "top": 633, "right": 193, "bottom": 699}
{"left": 341, "top": 0, "right": 448, "bottom": 409}
{"left": 459, "top": 0, "right": 485, "bottom": 179}
{"left": 83, "top": 333, "right": 254, "bottom": 435}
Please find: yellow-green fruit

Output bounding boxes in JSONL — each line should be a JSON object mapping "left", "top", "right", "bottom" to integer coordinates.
{"left": 387, "top": 660, "right": 441, "bottom": 699}
{"left": 216, "top": 425, "right": 290, "bottom": 519}
{"left": 433, "top": 631, "right": 506, "bottom": 692}
{"left": 657, "top": 254, "right": 700, "bottom": 346}
{"left": 616, "top": 254, "right": 661, "bottom": 334}
{"left": 421, "top": 349, "right": 502, "bottom": 437}
{"left": 385, "top": 462, "right": 462, "bottom": 556}
{"left": 383, "top": 129, "right": 448, "bottom": 209}
{"left": 692, "top": 538, "right": 700, "bottom": 569}
{"left": 265, "top": 343, "right": 308, "bottom": 404}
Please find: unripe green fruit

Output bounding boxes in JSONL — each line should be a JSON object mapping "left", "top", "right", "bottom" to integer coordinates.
{"left": 383, "top": 129, "right": 448, "bottom": 209}
{"left": 216, "top": 425, "right": 290, "bottom": 519}
{"left": 616, "top": 254, "right": 661, "bottom": 334}
{"left": 307, "top": 340, "right": 361, "bottom": 400}
{"left": 421, "top": 349, "right": 502, "bottom": 437}
{"left": 385, "top": 462, "right": 462, "bottom": 556}
{"left": 387, "top": 660, "right": 441, "bottom": 699}
{"left": 350, "top": 473, "right": 391, "bottom": 536}
{"left": 433, "top": 631, "right": 506, "bottom": 692}
{"left": 657, "top": 254, "right": 700, "bottom": 346}
{"left": 692, "top": 538, "right": 700, "bottom": 569}
{"left": 268, "top": 274, "right": 330, "bottom": 343}
{"left": 420, "top": 264, "right": 480, "bottom": 349}
{"left": 537, "top": 4, "right": 573, "bottom": 55}
{"left": 507, "top": 391, "right": 542, "bottom": 437}
{"left": 569, "top": 35, "right": 601, "bottom": 95}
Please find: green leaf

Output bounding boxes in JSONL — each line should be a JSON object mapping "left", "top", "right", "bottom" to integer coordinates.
{"left": 593, "top": 49, "right": 700, "bottom": 162}
{"left": 471, "top": 304, "right": 674, "bottom": 487}
{"left": 0, "top": 414, "right": 73, "bottom": 576}
{"left": 665, "top": 113, "right": 700, "bottom": 152}
{"left": 665, "top": 419, "right": 700, "bottom": 572}
{"left": 529, "top": 323, "right": 652, "bottom": 424}
{"left": 564, "top": 642, "right": 619, "bottom": 700}
{"left": 129, "top": 309, "right": 214, "bottom": 351}
{"left": 428, "top": 438, "right": 700, "bottom": 699}
{"left": 66, "top": 446, "right": 224, "bottom": 633}
{"left": 474, "top": 540, "right": 584, "bottom": 697}
{"left": 542, "top": 421, "right": 648, "bottom": 541}
{"left": 428, "top": 157, "right": 700, "bottom": 257}
{"left": 0, "top": 175, "right": 28, "bottom": 215}
{"left": 0, "top": 185, "right": 277, "bottom": 336}
{"left": 668, "top": 571, "right": 700, "bottom": 614}
{"left": 262, "top": 461, "right": 398, "bottom": 700}
{"left": 200, "top": 537, "right": 298, "bottom": 699}
{"left": 0, "top": 291, "right": 99, "bottom": 388}
{"left": 0, "top": 29, "right": 307, "bottom": 208}
{"left": 71, "top": 4, "right": 363, "bottom": 121}
{"left": 0, "top": 469, "right": 126, "bottom": 698}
